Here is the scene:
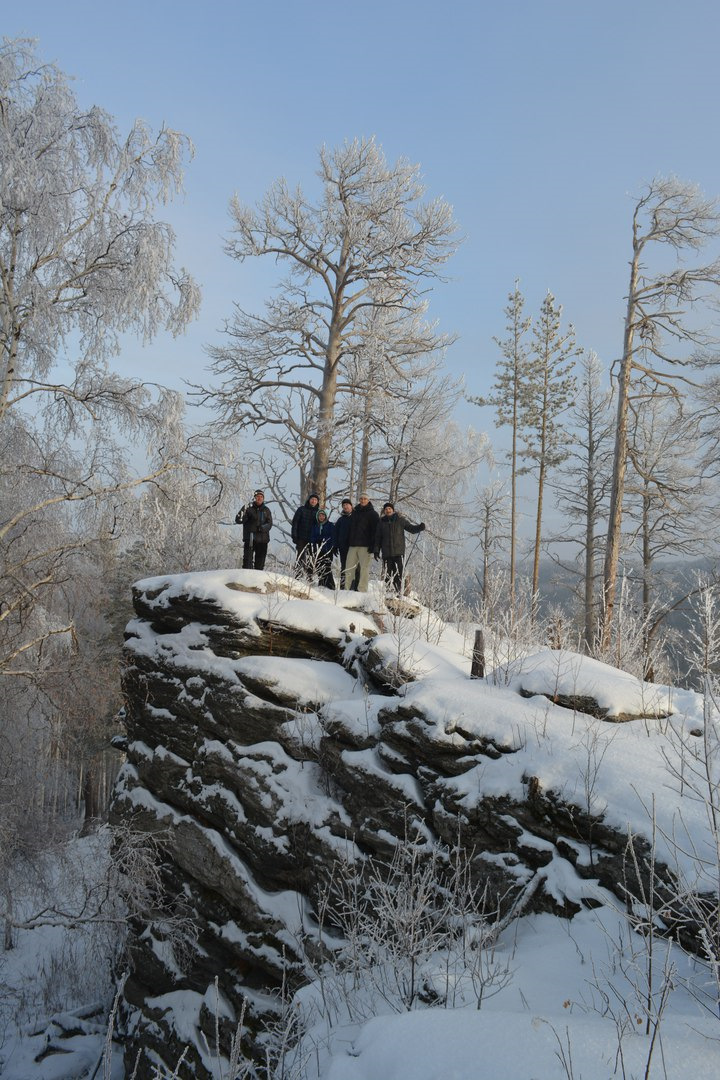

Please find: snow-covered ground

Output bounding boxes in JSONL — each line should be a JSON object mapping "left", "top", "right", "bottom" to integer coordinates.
{"left": 314, "top": 910, "right": 719, "bottom": 1080}
{"left": 0, "top": 835, "right": 123, "bottom": 1080}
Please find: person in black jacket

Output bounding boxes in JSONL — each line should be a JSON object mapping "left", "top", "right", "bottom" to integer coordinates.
{"left": 333, "top": 498, "right": 355, "bottom": 583}
{"left": 343, "top": 494, "right": 380, "bottom": 591}
{"left": 291, "top": 493, "right": 320, "bottom": 578}
{"left": 236, "top": 490, "right": 273, "bottom": 570}
{"left": 374, "top": 502, "right": 425, "bottom": 594}
{"left": 309, "top": 509, "right": 336, "bottom": 588}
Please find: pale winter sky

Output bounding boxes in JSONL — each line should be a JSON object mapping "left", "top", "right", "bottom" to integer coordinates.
{"left": 7, "top": 0, "right": 720, "bottom": 431}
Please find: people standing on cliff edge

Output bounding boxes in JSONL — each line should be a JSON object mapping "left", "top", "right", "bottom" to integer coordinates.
{"left": 343, "top": 494, "right": 380, "bottom": 592}
{"left": 236, "top": 490, "right": 273, "bottom": 570}
{"left": 374, "top": 501, "right": 425, "bottom": 594}
{"left": 291, "top": 492, "right": 320, "bottom": 578}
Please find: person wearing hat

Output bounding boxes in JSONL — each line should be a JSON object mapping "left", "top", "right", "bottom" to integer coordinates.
{"left": 343, "top": 494, "right": 380, "bottom": 591}
{"left": 236, "top": 489, "right": 273, "bottom": 570}
{"left": 309, "top": 508, "right": 336, "bottom": 588}
{"left": 374, "top": 501, "right": 425, "bottom": 594}
{"left": 333, "top": 498, "right": 355, "bottom": 585}
{"left": 291, "top": 492, "right": 320, "bottom": 578}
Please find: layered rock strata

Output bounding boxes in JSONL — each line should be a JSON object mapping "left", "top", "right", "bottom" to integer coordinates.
{"left": 111, "top": 570, "right": 692, "bottom": 1078}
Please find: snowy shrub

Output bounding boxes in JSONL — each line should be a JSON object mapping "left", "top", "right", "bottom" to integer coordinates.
{"left": 309, "top": 836, "right": 516, "bottom": 1019}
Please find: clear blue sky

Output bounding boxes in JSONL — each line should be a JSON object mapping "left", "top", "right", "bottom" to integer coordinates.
{"left": 7, "top": 0, "right": 720, "bottom": 432}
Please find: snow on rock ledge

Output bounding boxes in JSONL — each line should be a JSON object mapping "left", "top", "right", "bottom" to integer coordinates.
{"left": 110, "top": 570, "right": 710, "bottom": 1079}
{"left": 508, "top": 648, "right": 674, "bottom": 719}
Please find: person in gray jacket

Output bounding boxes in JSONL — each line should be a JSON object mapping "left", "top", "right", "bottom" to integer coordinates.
{"left": 374, "top": 502, "right": 425, "bottom": 594}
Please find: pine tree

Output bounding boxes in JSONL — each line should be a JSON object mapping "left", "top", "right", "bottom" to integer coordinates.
{"left": 471, "top": 283, "right": 531, "bottom": 616}
{"left": 521, "top": 292, "right": 579, "bottom": 621}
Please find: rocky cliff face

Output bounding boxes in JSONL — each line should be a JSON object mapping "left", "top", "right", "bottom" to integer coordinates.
{"left": 111, "top": 569, "right": 693, "bottom": 1078}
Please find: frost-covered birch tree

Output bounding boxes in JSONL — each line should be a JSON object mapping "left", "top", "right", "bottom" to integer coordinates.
{"left": 623, "top": 393, "right": 711, "bottom": 678}
{"left": 601, "top": 177, "right": 720, "bottom": 650}
{"left": 550, "top": 351, "right": 614, "bottom": 650}
{"left": 0, "top": 38, "right": 199, "bottom": 430}
{"left": 0, "top": 37, "right": 200, "bottom": 682}
{"left": 204, "top": 137, "right": 459, "bottom": 505}
{"left": 0, "top": 37, "right": 203, "bottom": 865}
{"left": 338, "top": 312, "right": 487, "bottom": 521}
{"left": 130, "top": 432, "right": 249, "bottom": 577}
{"left": 340, "top": 305, "right": 448, "bottom": 502}
{"left": 471, "top": 479, "right": 510, "bottom": 612}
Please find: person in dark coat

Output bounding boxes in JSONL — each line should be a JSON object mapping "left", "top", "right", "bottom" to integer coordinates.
{"left": 236, "top": 490, "right": 273, "bottom": 570}
{"left": 309, "top": 509, "right": 336, "bottom": 589}
{"left": 333, "top": 498, "right": 355, "bottom": 584}
{"left": 374, "top": 501, "right": 425, "bottom": 594}
{"left": 291, "top": 493, "right": 320, "bottom": 578}
{"left": 343, "top": 494, "right": 380, "bottom": 591}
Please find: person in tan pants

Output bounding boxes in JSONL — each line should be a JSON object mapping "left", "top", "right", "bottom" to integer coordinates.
{"left": 343, "top": 494, "right": 379, "bottom": 591}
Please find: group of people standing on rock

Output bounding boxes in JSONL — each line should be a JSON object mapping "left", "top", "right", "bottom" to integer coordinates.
{"left": 293, "top": 492, "right": 426, "bottom": 593}
{"left": 237, "top": 489, "right": 425, "bottom": 594}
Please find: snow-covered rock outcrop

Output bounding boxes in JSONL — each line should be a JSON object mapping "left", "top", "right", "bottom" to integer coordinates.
{"left": 110, "top": 570, "right": 712, "bottom": 1078}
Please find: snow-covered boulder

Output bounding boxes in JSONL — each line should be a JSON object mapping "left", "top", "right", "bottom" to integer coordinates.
{"left": 111, "top": 570, "right": 712, "bottom": 1078}
{"left": 506, "top": 647, "right": 674, "bottom": 720}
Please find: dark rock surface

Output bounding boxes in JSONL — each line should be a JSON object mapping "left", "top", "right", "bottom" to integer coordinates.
{"left": 110, "top": 570, "right": 686, "bottom": 1078}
